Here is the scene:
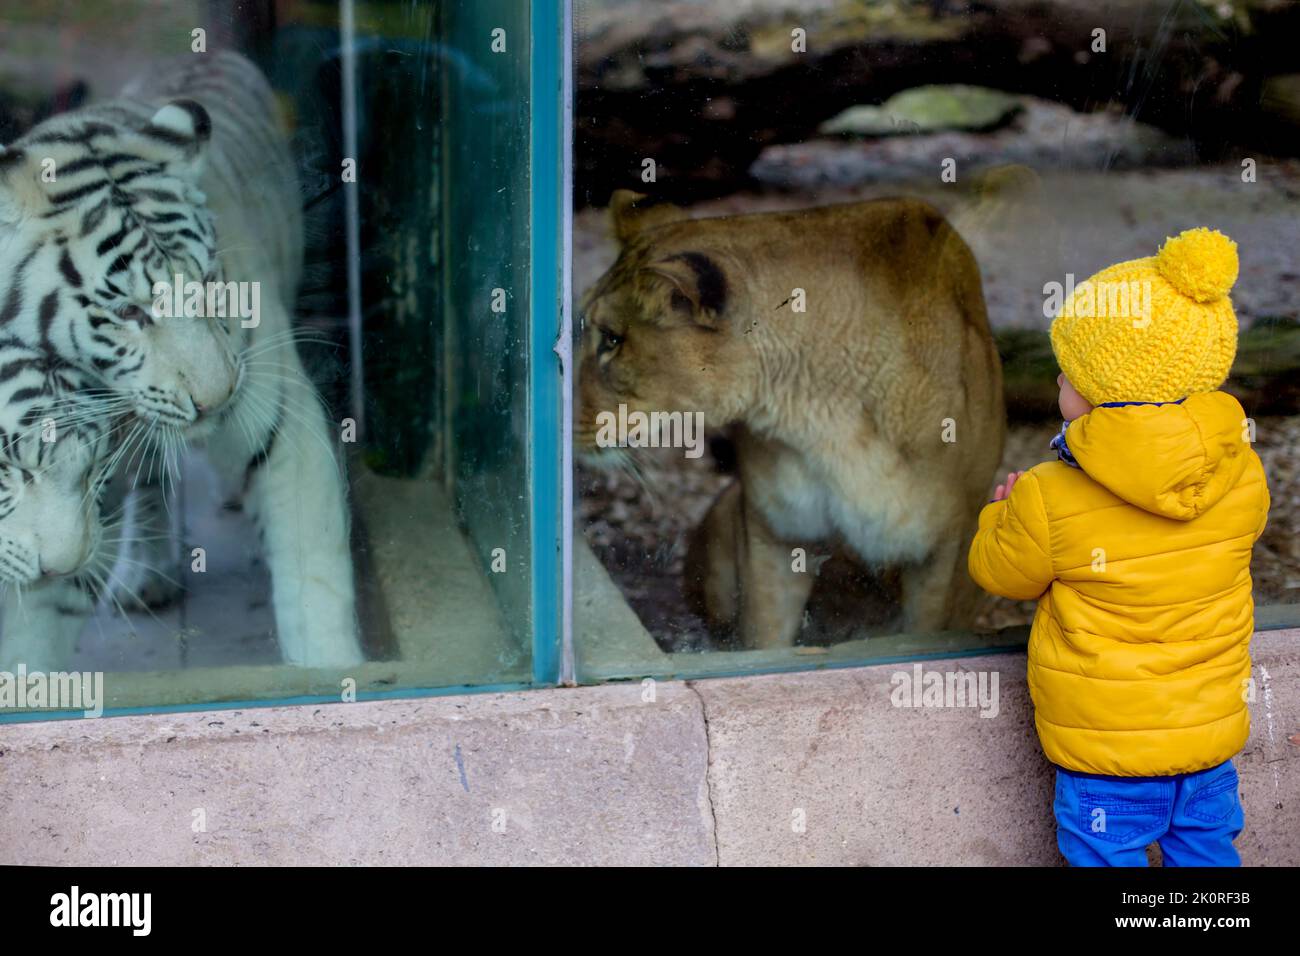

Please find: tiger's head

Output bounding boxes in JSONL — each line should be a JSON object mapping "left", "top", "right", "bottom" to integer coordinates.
{"left": 0, "top": 350, "right": 116, "bottom": 587}
{"left": 0, "top": 99, "right": 240, "bottom": 441}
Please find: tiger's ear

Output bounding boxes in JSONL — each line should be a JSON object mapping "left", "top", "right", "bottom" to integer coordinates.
{"left": 0, "top": 146, "right": 44, "bottom": 223}
{"left": 642, "top": 251, "right": 729, "bottom": 327}
{"left": 609, "top": 190, "right": 687, "bottom": 246}
{"left": 141, "top": 100, "right": 211, "bottom": 180}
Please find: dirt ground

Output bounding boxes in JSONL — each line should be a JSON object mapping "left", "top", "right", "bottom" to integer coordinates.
{"left": 579, "top": 412, "right": 1299, "bottom": 651}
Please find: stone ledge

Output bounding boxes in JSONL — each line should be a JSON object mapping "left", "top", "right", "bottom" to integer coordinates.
{"left": 0, "top": 683, "right": 713, "bottom": 866}
{"left": 692, "top": 628, "right": 1299, "bottom": 866}
{"left": 0, "top": 629, "right": 1295, "bottom": 865}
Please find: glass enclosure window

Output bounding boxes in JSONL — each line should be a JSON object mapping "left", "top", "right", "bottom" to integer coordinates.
{"left": 4, "top": 0, "right": 1296, "bottom": 718}
{"left": 571, "top": 0, "right": 1300, "bottom": 681}
{"left": 0, "top": 0, "right": 548, "bottom": 717}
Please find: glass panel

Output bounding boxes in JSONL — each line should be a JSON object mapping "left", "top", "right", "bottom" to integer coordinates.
{"left": 0, "top": 0, "right": 538, "bottom": 718}
{"left": 572, "top": 0, "right": 1300, "bottom": 681}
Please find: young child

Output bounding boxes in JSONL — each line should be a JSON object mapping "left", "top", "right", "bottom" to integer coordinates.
{"left": 968, "top": 227, "right": 1271, "bottom": 867}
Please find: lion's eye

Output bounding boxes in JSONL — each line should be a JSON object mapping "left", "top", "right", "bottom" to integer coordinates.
{"left": 599, "top": 328, "right": 623, "bottom": 353}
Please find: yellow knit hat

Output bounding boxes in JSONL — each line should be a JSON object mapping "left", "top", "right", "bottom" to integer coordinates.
{"left": 1049, "top": 227, "right": 1240, "bottom": 406}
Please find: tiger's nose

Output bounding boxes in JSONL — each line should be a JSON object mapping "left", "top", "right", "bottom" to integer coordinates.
{"left": 192, "top": 384, "right": 235, "bottom": 419}
{"left": 43, "top": 533, "right": 92, "bottom": 573}
{"left": 39, "top": 547, "right": 88, "bottom": 578}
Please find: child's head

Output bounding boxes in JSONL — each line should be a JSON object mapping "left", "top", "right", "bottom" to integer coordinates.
{"left": 1049, "top": 227, "right": 1240, "bottom": 409}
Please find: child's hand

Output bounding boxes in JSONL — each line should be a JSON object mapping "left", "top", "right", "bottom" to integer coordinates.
{"left": 992, "top": 471, "right": 1024, "bottom": 502}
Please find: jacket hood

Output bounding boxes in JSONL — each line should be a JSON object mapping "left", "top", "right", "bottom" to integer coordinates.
{"left": 1064, "top": 390, "right": 1250, "bottom": 521}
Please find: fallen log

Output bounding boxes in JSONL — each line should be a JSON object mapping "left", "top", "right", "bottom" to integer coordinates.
{"left": 997, "top": 318, "right": 1300, "bottom": 422}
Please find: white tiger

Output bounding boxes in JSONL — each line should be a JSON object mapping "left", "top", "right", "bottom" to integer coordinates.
{"left": 0, "top": 345, "right": 121, "bottom": 670}
{"left": 0, "top": 51, "right": 361, "bottom": 668}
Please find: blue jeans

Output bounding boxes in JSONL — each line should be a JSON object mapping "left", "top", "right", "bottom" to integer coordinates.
{"left": 1053, "top": 760, "right": 1243, "bottom": 867}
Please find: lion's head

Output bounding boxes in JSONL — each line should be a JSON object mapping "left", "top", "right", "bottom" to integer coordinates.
{"left": 576, "top": 191, "right": 764, "bottom": 461}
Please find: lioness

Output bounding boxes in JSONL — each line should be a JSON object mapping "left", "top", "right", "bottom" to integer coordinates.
{"left": 577, "top": 191, "right": 1005, "bottom": 648}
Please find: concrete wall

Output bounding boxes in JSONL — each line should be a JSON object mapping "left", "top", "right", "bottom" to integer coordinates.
{"left": 1, "top": 629, "right": 1296, "bottom": 866}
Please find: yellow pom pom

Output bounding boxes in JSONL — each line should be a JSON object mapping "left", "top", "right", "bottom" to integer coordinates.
{"left": 1156, "top": 227, "right": 1238, "bottom": 303}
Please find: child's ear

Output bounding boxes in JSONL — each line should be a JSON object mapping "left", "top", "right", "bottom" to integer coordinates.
{"left": 136, "top": 99, "right": 212, "bottom": 182}
{"left": 0, "top": 146, "right": 47, "bottom": 222}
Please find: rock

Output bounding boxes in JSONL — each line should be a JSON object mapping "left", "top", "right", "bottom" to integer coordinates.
{"left": 754, "top": 97, "right": 1191, "bottom": 190}
{"left": 818, "top": 85, "right": 1023, "bottom": 137}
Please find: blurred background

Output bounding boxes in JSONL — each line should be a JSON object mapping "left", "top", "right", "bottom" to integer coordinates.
{"left": 573, "top": 0, "right": 1300, "bottom": 656}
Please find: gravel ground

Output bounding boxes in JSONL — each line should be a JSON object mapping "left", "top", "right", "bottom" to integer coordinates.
{"left": 580, "top": 413, "right": 1300, "bottom": 650}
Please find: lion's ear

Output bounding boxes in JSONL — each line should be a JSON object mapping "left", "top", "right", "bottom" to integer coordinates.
{"left": 643, "top": 251, "right": 729, "bottom": 325}
{"left": 609, "top": 189, "right": 686, "bottom": 246}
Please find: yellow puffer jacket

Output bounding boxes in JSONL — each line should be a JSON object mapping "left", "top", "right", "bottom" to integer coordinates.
{"left": 968, "top": 390, "right": 1270, "bottom": 776}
